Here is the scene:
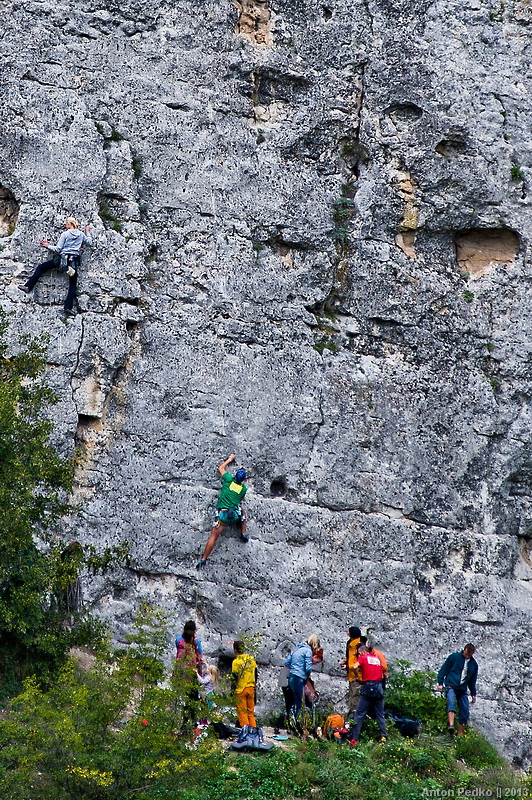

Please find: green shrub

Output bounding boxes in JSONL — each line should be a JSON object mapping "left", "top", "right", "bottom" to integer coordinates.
{"left": 99, "top": 200, "right": 123, "bottom": 233}
{"left": 314, "top": 338, "right": 338, "bottom": 354}
{"left": 0, "top": 606, "right": 222, "bottom": 800}
{"left": 131, "top": 155, "right": 142, "bottom": 178}
{"left": 374, "top": 738, "right": 458, "bottom": 782}
{"left": 454, "top": 730, "right": 505, "bottom": 769}
{"left": 315, "top": 757, "right": 366, "bottom": 800}
{"left": 385, "top": 660, "right": 446, "bottom": 733}
{"left": 0, "top": 312, "right": 125, "bottom": 692}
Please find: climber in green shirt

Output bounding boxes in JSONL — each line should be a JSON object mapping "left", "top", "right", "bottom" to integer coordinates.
{"left": 196, "top": 454, "right": 248, "bottom": 568}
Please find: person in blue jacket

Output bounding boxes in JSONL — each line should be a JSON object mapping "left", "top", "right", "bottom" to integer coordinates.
{"left": 284, "top": 634, "right": 321, "bottom": 723}
{"left": 437, "top": 643, "right": 478, "bottom": 737}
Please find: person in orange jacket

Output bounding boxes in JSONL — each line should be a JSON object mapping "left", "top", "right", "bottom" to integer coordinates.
{"left": 340, "top": 626, "right": 361, "bottom": 714}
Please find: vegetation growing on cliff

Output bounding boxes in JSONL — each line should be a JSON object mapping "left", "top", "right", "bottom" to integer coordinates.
{"left": 0, "top": 311, "right": 123, "bottom": 694}
{"left": 0, "top": 310, "right": 77, "bottom": 691}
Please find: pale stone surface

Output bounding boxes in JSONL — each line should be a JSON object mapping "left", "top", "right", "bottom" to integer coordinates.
{"left": 455, "top": 228, "right": 520, "bottom": 278}
{"left": 0, "top": 0, "right": 531, "bottom": 765}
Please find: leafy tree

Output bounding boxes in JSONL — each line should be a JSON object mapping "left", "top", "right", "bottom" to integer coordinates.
{"left": 0, "top": 310, "right": 120, "bottom": 692}
{"left": 0, "top": 605, "right": 222, "bottom": 800}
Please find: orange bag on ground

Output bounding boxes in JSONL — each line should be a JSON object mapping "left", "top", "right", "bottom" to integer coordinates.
{"left": 323, "top": 713, "right": 345, "bottom": 738}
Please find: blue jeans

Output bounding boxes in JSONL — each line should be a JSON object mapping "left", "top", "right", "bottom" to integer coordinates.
{"left": 350, "top": 682, "right": 387, "bottom": 741}
{"left": 445, "top": 687, "right": 470, "bottom": 724}
{"left": 288, "top": 674, "right": 305, "bottom": 720}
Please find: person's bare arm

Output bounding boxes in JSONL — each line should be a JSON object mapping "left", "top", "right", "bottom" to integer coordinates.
{"left": 218, "top": 453, "right": 235, "bottom": 477}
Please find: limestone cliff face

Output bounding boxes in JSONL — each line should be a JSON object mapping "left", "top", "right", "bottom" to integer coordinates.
{"left": 0, "top": 0, "right": 531, "bottom": 763}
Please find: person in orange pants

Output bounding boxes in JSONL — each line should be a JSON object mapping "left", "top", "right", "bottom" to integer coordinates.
{"left": 231, "top": 640, "right": 257, "bottom": 728}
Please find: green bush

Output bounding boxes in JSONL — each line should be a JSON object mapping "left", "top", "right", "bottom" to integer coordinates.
{"left": 374, "top": 738, "right": 458, "bottom": 782}
{"left": 0, "top": 605, "right": 221, "bottom": 800}
{"left": 385, "top": 660, "right": 446, "bottom": 733}
{"left": 0, "top": 311, "right": 119, "bottom": 691}
{"left": 0, "top": 310, "right": 131, "bottom": 693}
{"left": 454, "top": 729, "right": 505, "bottom": 769}
{"left": 315, "top": 756, "right": 366, "bottom": 800}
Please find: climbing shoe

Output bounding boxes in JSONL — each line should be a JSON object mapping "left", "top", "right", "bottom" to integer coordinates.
{"left": 196, "top": 559, "right": 207, "bottom": 569}
{"left": 240, "top": 533, "right": 249, "bottom": 543}
{"left": 448, "top": 726, "right": 455, "bottom": 737}
{"left": 348, "top": 739, "right": 358, "bottom": 747}
{"left": 64, "top": 308, "right": 76, "bottom": 317}
{"left": 18, "top": 285, "right": 30, "bottom": 293}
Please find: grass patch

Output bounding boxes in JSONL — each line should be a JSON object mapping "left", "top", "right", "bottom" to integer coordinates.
{"left": 314, "top": 339, "right": 338, "bottom": 354}
{"left": 132, "top": 155, "right": 142, "bottom": 178}
{"left": 454, "top": 730, "right": 505, "bottom": 770}
{"left": 99, "top": 200, "right": 123, "bottom": 233}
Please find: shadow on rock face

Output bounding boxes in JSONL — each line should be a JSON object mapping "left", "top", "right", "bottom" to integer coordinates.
{"left": 0, "top": 185, "right": 19, "bottom": 237}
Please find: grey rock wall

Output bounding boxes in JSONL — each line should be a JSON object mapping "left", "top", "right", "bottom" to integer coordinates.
{"left": 0, "top": 0, "right": 530, "bottom": 764}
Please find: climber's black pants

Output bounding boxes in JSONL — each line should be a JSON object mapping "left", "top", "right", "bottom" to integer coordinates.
{"left": 26, "top": 259, "right": 78, "bottom": 310}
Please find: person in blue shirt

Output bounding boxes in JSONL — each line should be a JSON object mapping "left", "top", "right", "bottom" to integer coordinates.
{"left": 437, "top": 643, "right": 478, "bottom": 737}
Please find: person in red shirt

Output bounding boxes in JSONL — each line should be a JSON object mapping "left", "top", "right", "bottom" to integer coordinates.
{"left": 357, "top": 636, "right": 388, "bottom": 688}
{"left": 349, "top": 644, "right": 387, "bottom": 745}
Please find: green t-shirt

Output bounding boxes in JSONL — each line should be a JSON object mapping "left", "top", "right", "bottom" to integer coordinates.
{"left": 217, "top": 471, "right": 247, "bottom": 509}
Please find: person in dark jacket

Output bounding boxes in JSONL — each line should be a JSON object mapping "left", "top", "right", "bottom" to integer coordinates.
{"left": 437, "top": 643, "right": 478, "bottom": 737}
